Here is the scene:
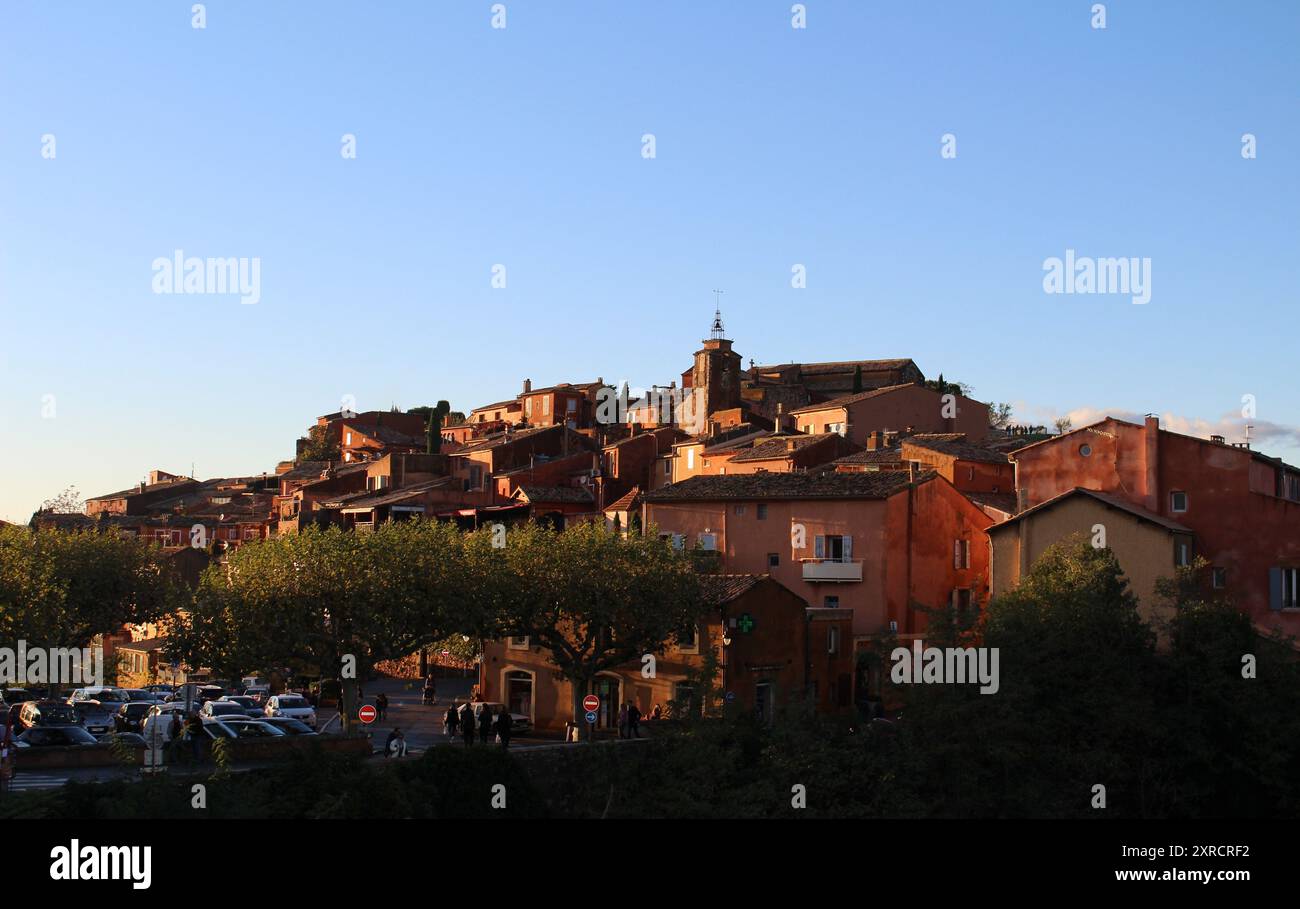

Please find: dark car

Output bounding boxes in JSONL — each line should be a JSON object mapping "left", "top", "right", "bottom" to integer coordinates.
{"left": 262, "top": 716, "right": 317, "bottom": 736}
{"left": 116, "top": 702, "right": 155, "bottom": 733}
{"left": 219, "top": 696, "right": 265, "bottom": 718}
{"left": 16, "top": 725, "right": 100, "bottom": 747}
{"left": 17, "top": 700, "right": 79, "bottom": 731}
{"left": 122, "top": 689, "right": 158, "bottom": 703}
{"left": 0, "top": 688, "right": 34, "bottom": 709}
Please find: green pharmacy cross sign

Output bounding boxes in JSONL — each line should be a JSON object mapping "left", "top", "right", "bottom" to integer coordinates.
{"left": 738, "top": 613, "right": 755, "bottom": 634}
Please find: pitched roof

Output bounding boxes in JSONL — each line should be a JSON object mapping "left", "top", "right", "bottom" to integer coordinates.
{"left": 749, "top": 358, "right": 917, "bottom": 377}
{"left": 730, "top": 432, "right": 840, "bottom": 462}
{"left": 337, "top": 479, "right": 451, "bottom": 510}
{"left": 832, "top": 447, "right": 903, "bottom": 466}
{"left": 450, "top": 424, "right": 561, "bottom": 454}
{"left": 346, "top": 423, "right": 423, "bottom": 446}
{"left": 643, "top": 469, "right": 932, "bottom": 502}
{"left": 604, "top": 486, "right": 640, "bottom": 512}
{"left": 701, "top": 574, "right": 764, "bottom": 605}
{"left": 86, "top": 477, "right": 197, "bottom": 502}
{"left": 963, "top": 491, "right": 1019, "bottom": 515}
{"left": 515, "top": 485, "right": 594, "bottom": 505}
{"left": 988, "top": 487, "right": 1192, "bottom": 534}
{"left": 788, "top": 383, "right": 922, "bottom": 415}
{"left": 902, "top": 436, "right": 1011, "bottom": 465}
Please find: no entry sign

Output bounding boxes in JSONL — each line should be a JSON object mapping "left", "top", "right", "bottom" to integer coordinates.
{"left": 582, "top": 694, "right": 600, "bottom": 713}
{"left": 358, "top": 704, "right": 377, "bottom": 724}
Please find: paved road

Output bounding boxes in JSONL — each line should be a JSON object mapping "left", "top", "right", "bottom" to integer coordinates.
{"left": 319, "top": 676, "right": 564, "bottom": 752}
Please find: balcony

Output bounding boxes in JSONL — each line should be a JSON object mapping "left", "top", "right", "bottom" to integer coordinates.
{"left": 801, "top": 558, "right": 863, "bottom": 583}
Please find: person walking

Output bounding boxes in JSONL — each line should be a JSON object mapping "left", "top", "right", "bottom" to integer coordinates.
{"left": 495, "top": 709, "right": 513, "bottom": 750}
{"left": 617, "top": 702, "right": 629, "bottom": 739}
{"left": 460, "top": 704, "right": 475, "bottom": 746}
{"left": 376, "top": 692, "right": 388, "bottom": 722}
{"left": 166, "top": 712, "right": 183, "bottom": 762}
{"left": 444, "top": 704, "right": 458, "bottom": 739}
{"left": 478, "top": 706, "right": 492, "bottom": 744}
{"left": 185, "top": 711, "right": 204, "bottom": 763}
{"left": 627, "top": 701, "right": 642, "bottom": 739}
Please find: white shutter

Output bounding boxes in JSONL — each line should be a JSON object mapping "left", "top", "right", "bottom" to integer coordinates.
{"left": 843, "top": 536, "right": 852, "bottom": 561}
{"left": 815, "top": 535, "right": 825, "bottom": 559}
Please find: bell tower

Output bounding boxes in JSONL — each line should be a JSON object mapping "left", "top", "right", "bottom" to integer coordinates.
{"left": 691, "top": 302, "right": 742, "bottom": 422}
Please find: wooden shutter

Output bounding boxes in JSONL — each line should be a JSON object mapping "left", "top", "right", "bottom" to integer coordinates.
{"left": 1269, "top": 567, "right": 1283, "bottom": 611}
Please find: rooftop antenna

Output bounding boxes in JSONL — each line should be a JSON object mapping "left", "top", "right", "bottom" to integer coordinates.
{"left": 710, "top": 289, "right": 726, "bottom": 339}
{"left": 1245, "top": 424, "right": 1254, "bottom": 448}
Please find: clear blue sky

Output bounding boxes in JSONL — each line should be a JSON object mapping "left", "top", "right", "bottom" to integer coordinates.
{"left": 2, "top": 1, "right": 1297, "bottom": 522}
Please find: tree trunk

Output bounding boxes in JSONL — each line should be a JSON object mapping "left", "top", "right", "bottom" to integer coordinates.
{"left": 340, "top": 677, "right": 353, "bottom": 735}
{"left": 571, "top": 676, "right": 593, "bottom": 743}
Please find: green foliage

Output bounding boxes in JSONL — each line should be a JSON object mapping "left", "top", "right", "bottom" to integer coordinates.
{"left": 297, "top": 424, "right": 340, "bottom": 463}
{"left": 0, "top": 524, "right": 185, "bottom": 651}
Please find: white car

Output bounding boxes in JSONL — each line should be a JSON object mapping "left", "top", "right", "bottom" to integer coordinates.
{"left": 141, "top": 703, "right": 189, "bottom": 743}
{"left": 264, "top": 694, "right": 317, "bottom": 729}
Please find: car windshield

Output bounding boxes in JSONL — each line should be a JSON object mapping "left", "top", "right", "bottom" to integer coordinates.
{"left": 230, "top": 722, "right": 282, "bottom": 737}
{"left": 277, "top": 697, "right": 309, "bottom": 709}
{"left": 73, "top": 703, "right": 109, "bottom": 717}
{"left": 208, "top": 703, "right": 241, "bottom": 714}
{"left": 125, "top": 690, "right": 153, "bottom": 701}
{"left": 225, "top": 697, "right": 254, "bottom": 706}
{"left": 272, "top": 718, "right": 312, "bottom": 733}
{"left": 38, "top": 705, "right": 79, "bottom": 724}
{"left": 203, "top": 722, "right": 235, "bottom": 739}
{"left": 86, "top": 689, "right": 129, "bottom": 702}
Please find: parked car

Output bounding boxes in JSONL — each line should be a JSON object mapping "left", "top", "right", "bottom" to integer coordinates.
{"left": 121, "top": 689, "right": 158, "bottom": 703}
{"left": 17, "top": 700, "right": 80, "bottom": 732}
{"left": 261, "top": 716, "right": 317, "bottom": 736}
{"left": 141, "top": 704, "right": 189, "bottom": 743}
{"left": 264, "top": 694, "right": 317, "bottom": 729}
{"left": 217, "top": 718, "right": 287, "bottom": 739}
{"left": 116, "top": 702, "right": 156, "bottom": 733}
{"left": 219, "top": 695, "right": 265, "bottom": 718}
{"left": 0, "top": 688, "right": 34, "bottom": 710}
{"left": 15, "top": 725, "right": 100, "bottom": 748}
{"left": 69, "top": 687, "right": 130, "bottom": 706}
{"left": 198, "top": 719, "right": 237, "bottom": 740}
{"left": 105, "top": 732, "right": 147, "bottom": 747}
{"left": 471, "top": 701, "right": 532, "bottom": 734}
{"left": 243, "top": 685, "right": 271, "bottom": 705}
{"left": 71, "top": 701, "right": 115, "bottom": 737}
{"left": 199, "top": 700, "right": 247, "bottom": 721}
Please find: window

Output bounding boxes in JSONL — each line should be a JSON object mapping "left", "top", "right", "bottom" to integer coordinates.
{"left": 1273, "top": 568, "right": 1300, "bottom": 610}
{"left": 756, "top": 504, "right": 768, "bottom": 520}
{"left": 1170, "top": 491, "right": 1188, "bottom": 513}
{"left": 1175, "top": 540, "right": 1191, "bottom": 567}
{"left": 507, "top": 636, "right": 529, "bottom": 650}
{"left": 542, "top": 397, "right": 550, "bottom": 416}
{"left": 823, "top": 595, "right": 839, "bottom": 608}
{"left": 673, "top": 682, "right": 697, "bottom": 717}
{"left": 827, "top": 625, "right": 840, "bottom": 655}
{"left": 814, "top": 534, "right": 852, "bottom": 562}
{"left": 1211, "top": 567, "right": 1226, "bottom": 589}
{"left": 1078, "top": 443, "right": 1092, "bottom": 457}
{"left": 767, "top": 552, "right": 779, "bottom": 568}
{"left": 686, "top": 449, "right": 695, "bottom": 469}
{"left": 566, "top": 398, "right": 577, "bottom": 412}
{"left": 345, "top": 431, "right": 352, "bottom": 446}
{"left": 663, "top": 460, "right": 671, "bottom": 476}
{"left": 954, "top": 539, "right": 970, "bottom": 570}
{"left": 671, "top": 533, "right": 685, "bottom": 551}
{"left": 678, "top": 624, "right": 699, "bottom": 653}
{"left": 734, "top": 504, "right": 746, "bottom": 516}
{"left": 953, "top": 587, "right": 972, "bottom": 619}
{"left": 525, "top": 399, "right": 532, "bottom": 415}
{"left": 698, "top": 533, "right": 717, "bottom": 551}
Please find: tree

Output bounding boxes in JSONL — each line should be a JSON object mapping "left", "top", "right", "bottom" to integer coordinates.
{"left": 989, "top": 403, "right": 1014, "bottom": 430}
{"left": 0, "top": 525, "right": 185, "bottom": 670}
{"left": 297, "top": 424, "right": 340, "bottom": 463}
{"left": 171, "top": 521, "right": 468, "bottom": 733}
{"left": 1053, "top": 416, "right": 1073, "bottom": 435}
{"left": 924, "top": 374, "right": 973, "bottom": 397}
{"left": 487, "top": 522, "right": 709, "bottom": 740}
{"left": 39, "top": 486, "right": 84, "bottom": 514}
{"left": 409, "top": 401, "right": 451, "bottom": 454}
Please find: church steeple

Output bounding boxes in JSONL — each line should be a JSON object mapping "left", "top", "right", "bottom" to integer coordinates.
{"left": 709, "top": 289, "right": 727, "bottom": 340}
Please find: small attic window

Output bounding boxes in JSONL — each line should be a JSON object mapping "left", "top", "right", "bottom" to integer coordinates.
{"left": 1078, "top": 444, "right": 1092, "bottom": 457}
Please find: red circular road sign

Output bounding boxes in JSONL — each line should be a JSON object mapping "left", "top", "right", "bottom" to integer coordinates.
{"left": 358, "top": 705, "right": 377, "bottom": 724}
{"left": 582, "top": 694, "right": 600, "bottom": 713}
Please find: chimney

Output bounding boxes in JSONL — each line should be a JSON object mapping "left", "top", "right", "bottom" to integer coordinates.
{"left": 1144, "top": 414, "right": 1160, "bottom": 512}
{"left": 139, "top": 481, "right": 147, "bottom": 493}
{"left": 867, "top": 430, "right": 884, "bottom": 451}
{"left": 523, "top": 378, "right": 532, "bottom": 394}
{"left": 786, "top": 438, "right": 799, "bottom": 453}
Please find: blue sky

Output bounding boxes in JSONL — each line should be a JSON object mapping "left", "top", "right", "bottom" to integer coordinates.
{"left": 1, "top": 1, "right": 1297, "bottom": 521}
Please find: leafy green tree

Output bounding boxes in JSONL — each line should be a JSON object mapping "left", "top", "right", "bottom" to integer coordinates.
{"left": 297, "top": 424, "right": 340, "bottom": 463}
{"left": 488, "top": 522, "right": 709, "bottom": 740}
{"left": 0, "top": 525, "right": 184, "bottom": 655}
{"left": 171, "top": 521, "right": 469, "bottom": 732}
